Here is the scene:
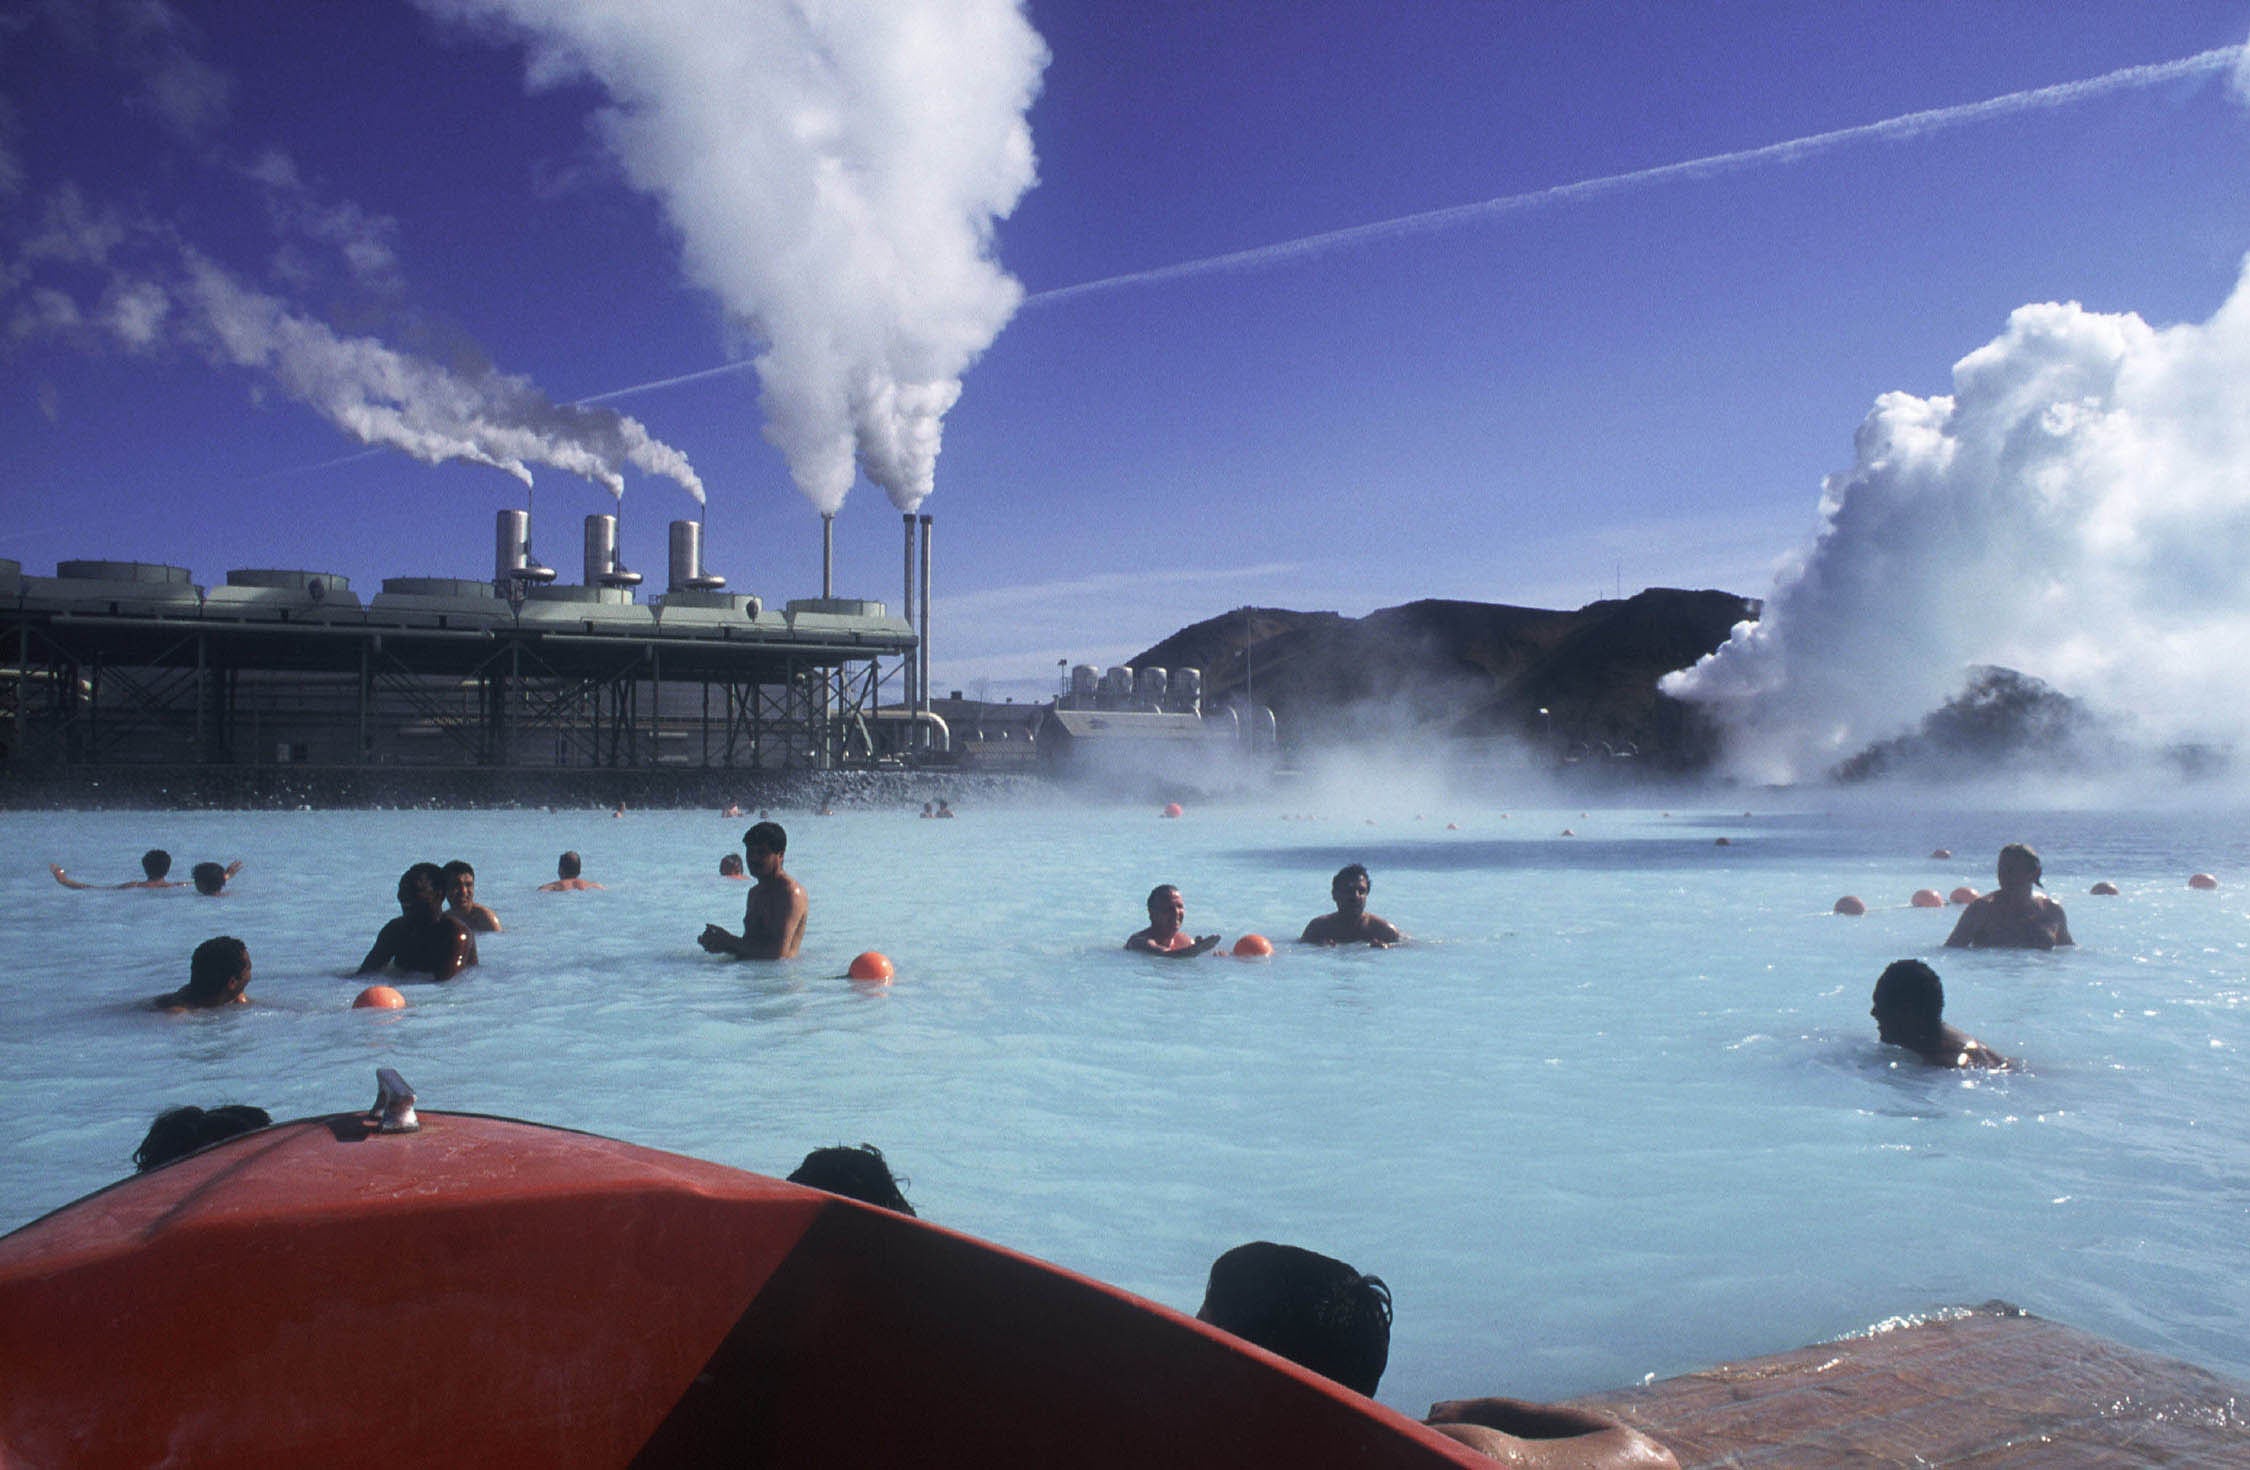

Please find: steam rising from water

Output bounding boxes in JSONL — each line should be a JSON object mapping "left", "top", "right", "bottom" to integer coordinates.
{"left": 428, "top": 0, "right": 1046, "bottom": 516}
{"left": 1663, "top": 259, "right": 2250, "bottom": 785}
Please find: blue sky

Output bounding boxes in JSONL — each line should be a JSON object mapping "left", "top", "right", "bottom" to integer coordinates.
{"left": 5, "top": 2, "right": 2248, "bottom": 704}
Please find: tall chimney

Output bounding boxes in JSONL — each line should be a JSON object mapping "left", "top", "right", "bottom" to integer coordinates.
{"left": 667, "top": 519, "right": 724, "bottom": 592}
{"left": 918, "top": 513, "right": 933, "bottom": 721}
{"left": 821, "top": 513, "right": 836, "bottom": 599}
{"left": 495, "top": 508, "right": 555, "bottom": 587}
{"left": 902, "top": 512, "right": 919, "bottom": 722}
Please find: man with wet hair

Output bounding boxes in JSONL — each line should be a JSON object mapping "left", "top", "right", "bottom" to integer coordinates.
{"left": 357, "top": 862, "right": 478, "bottom": 980}
{"left": 50, "top": 848, "right": 183, "bottom": 890}
{"left": 1945, "top": 843, "right": 2072, "bottom": 949}
{"left": 786, "top": 1143, "right": 916, "bottom": 1216}
{"left": 538, "top": 850, "right": 604, "bottom": 892}
{"left": 1199, "top": 1242, "right": 1678, "bottom": 1467}
{"left": 699, "top": 821, "right": 807, "bottom": 959}
{"left": 718, "top": 852, "right": 748, "bottom": 879}
{"left": 133, "top": 1104, "right": 271, "bottom": 1172}
{"left": 1126, "top": 883, "right": 1220, "bottom": 956}
{"left": 1871, "top": 959, "right": 2013, "bottom": 1070}
{"left": 442, "top": 859, "right": 503, "bottom": 932}
{"left": 190, "top": 860, "right": 244, "bottom": 896}
{"left": 1299, "top": 863, "right": 1403, "bottom": 947}
{"left": 151, "top": 936, "right": 253, "bottom": 1011}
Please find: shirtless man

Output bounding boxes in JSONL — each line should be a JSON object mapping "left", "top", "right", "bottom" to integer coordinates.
{"left": 190, "top": 860, "right": 244, "bottom": 896}
{"left": 699, "top": 821, "right": 807, "bottom": 959}
{"left": 1299, "top": 863, "right": 1403, "bottom": 947}
{"left": 538, "top": 851, "right": 604, "bottom": 892}
{"left": 358, "top": 863, "right": 478, "bottom": 981}
{"left": 1871, "top": 959, "right": 2013, "bottom": 1070}
{"left": 1945, "top": 843, "right": 2072, "bottom": 950}
{"left": 51, "top": 849, "right": 183, "bottom": 890}
{"left": 151, "top": 936, "right": 253, "bottom": 1011}
{"left": 442, "top": 859, "right": 503, "bottom": 932}
{"left": 1126, "top": 884, "right": 1220, "bottom": 957}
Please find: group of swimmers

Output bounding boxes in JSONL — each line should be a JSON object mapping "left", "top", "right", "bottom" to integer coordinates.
{"left": 1127, "top": 863, "right": 1407, "bottom": 957}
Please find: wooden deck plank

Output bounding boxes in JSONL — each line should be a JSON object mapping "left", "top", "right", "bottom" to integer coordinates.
{"left": 1564, "top": 1304, "right": 2248, "bottom": 1468}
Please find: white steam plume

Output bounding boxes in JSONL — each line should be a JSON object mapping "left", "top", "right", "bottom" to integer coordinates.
{"left": 1662, "top": 259, "right": 2250, "bottom": 784}
{"left": 425, "top": 0, "right": 1046, "bottom": 515}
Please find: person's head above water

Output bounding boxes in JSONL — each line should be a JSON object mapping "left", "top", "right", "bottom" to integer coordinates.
{"left": 743, "top": 821, "right": 787, "bottom": 858}
{"left": 719, "top": 852, "right": 745, "bottom": 877}
{"left": 1996, "top": 843, "right": 2043, "bottom": 890}
{"left": 1331, "top": 863, "right": 1371, "bottom": 912}
{"left": 1147, "top": 883, "right": 1183, "bottom": 922}
{"left": 141, "top": 849, "right": 172, "bottom": 881}
{"left": 398, "top": 862, "right": 447, "bottom": 916}
{"left": 557, "top": 851, "right": 583, "bottom": 880}
{"left": 133, "top": 1103, "right": 271, "bottom": 1172}
{"left": 786, "top": 1143, "right": 916, "bottom": 1216}
{"left": 1197, "top": 1241, "right": 1393, "bottom": 1397}
{"left": 1871, "top": 959, "right": 1945, "bottom": 1045}
{"left": 190, "top": 861, "right": 227, "bottom": 896}
{"left": 185, "top": 936, "right": 251, "bottom": 1006}
{"left": 442, "top": 859, "right": 476, "bottom": 901}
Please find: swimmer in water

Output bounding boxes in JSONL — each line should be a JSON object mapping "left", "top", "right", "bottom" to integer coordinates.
{"left": 538, "top": 851, "right": 604, "bottom": 892}
{"left": 357, "top": 863, "right": 478, "bottom": 981}
{"left": 719, "top": 852, "right": 748, "bottom": 879}
{"left": 699, "top": 821, "right": 807, "bottom": 959}
{"left": 151, "top": 936, "right": 253, "bottom": 1011}
{"left": 935, "top": 798, "right": 954, "bottom": 818}
{"left": 442, "top": 859, "right": 503, "bottom": 932}
{"left": 1299, "top": 863, "right": 1403, "bottom": 947}
{"left": 1126, "top": 884, "right": 1221, "bottom": 957}
{"left": 787, "top": 1143, "right": 916, "bottom": 1216}
{"left": 1198, "top": 1242, "right": 1677, "bottom": 1467}
{"left": 1871, "top": 959, "right": 2013, "bottom": 1071}
{"left": 1945, "top": 843, "right": 2072, "bottom": 950}
{"left": 133, "top": 1103, "right": 270, "bottom": 1172}
{"left": 190, "top": 860, "right": 243, "bottom": 896}
{"left": 50, "top": 848, "right": 183, "bottom": 890}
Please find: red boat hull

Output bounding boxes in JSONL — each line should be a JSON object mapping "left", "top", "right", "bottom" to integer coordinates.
{"left": 0, "top": 1112, "right": 1483, "bottom": 1468}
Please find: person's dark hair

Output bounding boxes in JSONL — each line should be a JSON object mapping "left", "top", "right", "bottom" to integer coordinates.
{"left": 400, "top": 862, "right": 447, "bottom": 905}
{"left": 1197, "top": 1242, "right": 1393, "bottom": 1396}
{"left": 1998, "top": 842, "right": 2043, "bottom": 886}
{"left": 1332, "top": 863, "right": 1370, "bottom": 891}
{"left": 442, "top": 859, "right": 475, "bottom": 885}
{"left": 141, "top": 849, "right": 172, "bottom": 880}
{"left": 1873, "top": 959, "right": 1944, "bottom": 1029}
{"left": 1147, "top": 883, "right": 1180, "bottom": 911}
{"left": 133, "top": 1103, "right": 271, "bottom": 1172}
{"left": 557, "top": 851, "right": 583, "bottom": 879}
{"left": 787, "top": 1143, "right": 915, "bottom": 1216}
{"left": 187, "top": 936, "right": 249, "bottom": 1003}
{"left": 190, "top": 861, "right": 227, "bottom": 895}
{"left": 719, "top": 853, "right": 745, "bottom": 876}
{"left": 744, "top": 821, "right": 787, "bottom": 856}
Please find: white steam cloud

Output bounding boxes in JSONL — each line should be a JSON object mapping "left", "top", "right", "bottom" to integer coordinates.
{"left": 425, "top": 0, "right": 1046, "bottom": 515}
{"left": 1662, "top": 259, "right": 2250, "bottom": 784}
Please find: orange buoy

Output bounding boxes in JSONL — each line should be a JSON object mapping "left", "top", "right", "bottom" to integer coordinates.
{"left": 352, "top": 985, "right": 406, "bottom": 1010}
{"left": 1160, "top": 802, "right": 1184, "bottom": 819}
{"left": 847, "top": 951, "right": 895, "bottom": 983}
{"left": 1950, "top": 886, "right": 1980, "bottom": 906}
{"left": 1833, "top": 896, "right": 1867, "bottom": 916}
{"left": 1929, "top": 847, "right": 1952, "bottom": 860}
{"left": 2089, "top": 881, "right": 2120, "bottom": 896}
{"left": 2189, "top": 873, "right": 2220, "bottom": 891}
{"left": 1910, "top": 889, "right": 1945, "bottom": 908}
{"left": 1232, "top": 934, "right": 1274, "bottom": 958}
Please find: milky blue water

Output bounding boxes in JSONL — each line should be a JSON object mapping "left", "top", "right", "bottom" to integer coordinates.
{"left": 4, "top": 796, "right": 2247, "bottom": 1415}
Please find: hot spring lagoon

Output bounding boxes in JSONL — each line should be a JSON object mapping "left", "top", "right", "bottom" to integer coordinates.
{"left": 4, "top": 795, "right": 2246, "bottom": 1416}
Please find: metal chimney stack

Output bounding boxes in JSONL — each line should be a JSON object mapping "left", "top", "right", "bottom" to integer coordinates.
{"left": 667, "top": 519, "right": 724, "bottom": 592}
{"left": 918, "top": 513, "right": 933, "bottom": 722}
{"left": 495, "top": 508, "right": 555, "bottom": 587}
{"left": 902, "top": 512, "right": 919, "bottom": 721}
{"left": 583, "top": 513, "right": 642, "bottom": 589}
{"left": 821, "top": 513, "right": 836, "bottom": 599}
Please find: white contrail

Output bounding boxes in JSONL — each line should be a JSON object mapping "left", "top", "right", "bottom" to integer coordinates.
{"left": 1026, "top": 44, "right": 2246, "bottom": 308}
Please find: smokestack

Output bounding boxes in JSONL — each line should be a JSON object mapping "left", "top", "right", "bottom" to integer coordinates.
{"left": 902, "top": 512, "right": 919, "bottom": 720}
{"left": 822, "top": 512, "right": 836, "bottom": 599}
{"left": 667, "top": 519, "right": 724, "bottom": 592}
{"left": 583, "top": 514, "right": 643, "bottom": 589}
{"left": 918, "top": 513, "right": 933, "bottom": 722}
{"left": 495, "top": 508, "right": 556, "bottom": 587}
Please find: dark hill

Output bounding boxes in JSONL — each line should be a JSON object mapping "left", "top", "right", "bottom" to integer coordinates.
{"left": 1127, "top": 588, "right": 1756, "bottom": 770}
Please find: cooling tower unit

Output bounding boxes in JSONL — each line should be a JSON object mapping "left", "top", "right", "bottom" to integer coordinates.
{"left": 584, "top": 514, "right": 642, "bottom": 590}
{"left": 1170, "top": 667, "right": 1203, "bottom": 716}
{"left": 1070, "top": 664, "right": 1099, "bottom": 708}
{"left": 668, "top": 519, "right": 725, "bottom": 592}
{"left": 1135, "top": 667, "right": 1169, "bottom": 710}
{"left": 1098, "top": 666, "right": 1134, "bottom": 710}
{"left": 495, "top": 509, "right": 557, "bottom": 588}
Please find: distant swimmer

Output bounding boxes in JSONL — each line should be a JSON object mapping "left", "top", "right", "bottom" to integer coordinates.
{"left": 722, "top": 802, "right": 743, "bottom": 818}
{"left": 190, "top": 860, "right": 243, "bottom": 896}
{"left": 538, "top": 851, "right": 605, "bottom": 892}
{"left": 50, "top": 848, "right": 182, "bottom": 890}
{"left": 151, "top": 936, "right": 253, "bottom": 1011}
{"left": 1945, "top": 843, "right": 2072, "bottom": 950}
{"left": 358, "top": 862, "right": 478, "bottom": 981}
{"left": 1126, "top": 884, "right": 1220, "bottom": 957}
{"left": 1299, "top": 863, "right": 1403, "bottom": 947}
{"left": 699, "top": 821, "right": 807, "bottom": 959}
{"left": 935, "top": 798, "right": 954, "bottom": 818}
{"left": 1197, "top": 1242, "right": 1678, "bottom": 1467}
{"left": 920, "top": 801, "right": 935, "bottom": 818}
{"left": 1871, "top": 959, "right": 2013, "bottom": 1071}
{"left": 442, "top": 859, "right": 503, "bottom": 932}
{"left": 719, "top": 852, "right": 748, "bottom": 879}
